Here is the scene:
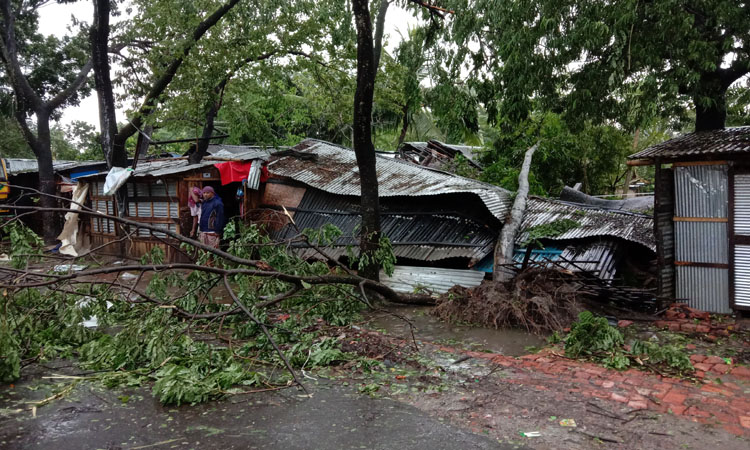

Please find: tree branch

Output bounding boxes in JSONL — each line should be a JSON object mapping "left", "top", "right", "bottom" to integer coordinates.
{"left": 115, "top": 0, "right": 242, "bottom": 144}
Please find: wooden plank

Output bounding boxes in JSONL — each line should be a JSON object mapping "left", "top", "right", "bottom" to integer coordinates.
{"left": 673, "top": 160, "right": 728, "bottom": 167}
{"left": 674, "top": 261, "right": 730, "bottom": 269}
{"left": 672, "top": 216, "right": 728, "bottom": 222}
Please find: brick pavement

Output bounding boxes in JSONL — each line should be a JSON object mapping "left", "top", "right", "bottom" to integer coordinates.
{"left": 439, "top": 346, "right": 750, "bottom": 437}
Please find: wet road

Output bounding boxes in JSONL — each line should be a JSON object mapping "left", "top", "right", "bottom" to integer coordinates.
{"left": 1, "top": 378, "right": 523, "bottom": 450}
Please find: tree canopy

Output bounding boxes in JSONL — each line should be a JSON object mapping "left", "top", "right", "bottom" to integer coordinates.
{"left": 441, "top": 0, "right": 750, "bottom": 131}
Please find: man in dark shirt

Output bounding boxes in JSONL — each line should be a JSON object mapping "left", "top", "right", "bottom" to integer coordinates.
{"left": 198, "top": 186, "right": 225, "bottom": 249}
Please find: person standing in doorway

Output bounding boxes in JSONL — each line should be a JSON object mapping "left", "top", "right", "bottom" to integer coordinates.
{"left": 188, "top": 187, "right": 203, "bottom": 239}
{"left": 199, "top": 186, "right": 225, "bottom": 249}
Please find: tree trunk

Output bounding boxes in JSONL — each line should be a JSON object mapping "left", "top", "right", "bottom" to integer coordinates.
{"left": 91, "top": 0, "right": 124, "bottom": 169}
{"left": 493, "top": 142, "right": 539, "bottom": 282}
{"left": 351, "top": 0, "right": 381, "bottom": 281}
{"left": 396, "top": 103, "right": 409, "bottom": 148}
{"left": 694, "top": 72, "right": 728, "bottom": 132}
{"left": 189, "top": 79, "right": 227, "bottom": 164}
{"left": 33, "top": 110, "right": 57, "bottom": 244}
{"left": 1, "top": 0, "right": 94, "bottom": 243}
{"left": 372, "top": 0, "right": 389, "bottom": 70}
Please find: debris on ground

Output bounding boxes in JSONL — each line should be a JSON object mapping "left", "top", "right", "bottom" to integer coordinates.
{"left": 433, "top": 269, "right": 583, "bottom": 334}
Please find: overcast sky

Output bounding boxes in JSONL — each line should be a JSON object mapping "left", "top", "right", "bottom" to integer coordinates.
{"left": 39, "top": 1, "right": 417, "bottom": 128}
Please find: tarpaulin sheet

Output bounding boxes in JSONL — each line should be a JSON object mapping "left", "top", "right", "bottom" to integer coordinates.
{"left": 57, "top": 182, "right": 89, "bottom": 256}
{"left": 215, "top": 161, "right": 252, "bottom": 185}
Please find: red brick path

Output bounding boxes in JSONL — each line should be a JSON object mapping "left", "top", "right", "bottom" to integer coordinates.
{"left": 439, "top": 347, "right": 750, "bottom": 437}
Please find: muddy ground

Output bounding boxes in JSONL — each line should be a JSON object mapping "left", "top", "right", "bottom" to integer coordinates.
{"left": 2, "top": 302, "right": 749, "bottom": 449}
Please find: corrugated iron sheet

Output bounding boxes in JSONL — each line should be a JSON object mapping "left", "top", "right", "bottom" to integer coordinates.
{"left": 674, "top": 222, "right": 727, "bottom": 264}
{"left": 379, "top": 265, "right": 485, "bottom": 294}
{"left": 207, "top": 144, "right": 283, "bottom": 155}
{"left": 273, "top": 189, "right": 495, "bottom": 262}
{"left": 516, "top": 197, "right": 655, "bottom": 251}
{"left": 512, "top": 241, "right": 620, "bottom": 281}
{"left": 674, "top": 165, "right": 728, "bottom": 217}
{"left": 673, "top": 164, "right": 729, "bottom": 312}
{"left": 675, "top": 266, "right": 730, "bottom": 314}
{"left": 629, "top": 126, "right": 750, "bottom": 161}
{"left": 733, "top": 245, "right": 750, "bottom": 308}
{"left": 4, "top": 159, "right": 103, "bottom": 176}
{"left": 734, "top": 174, "right": 750, "bottom": 234}
{"left": 268, "top": 140, "right": 512, "bottom": 221}
{"left": 80, "top": 150, "right": 270, "bottom": 180}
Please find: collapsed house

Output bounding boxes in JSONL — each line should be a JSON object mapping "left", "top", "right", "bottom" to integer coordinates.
{"left": 261, "top": 139, "right": 510, "bottom": 292}
{"left": 471, "top": 197, "right": 656, "bottom": 284}
{"left": 397, "top": 140, "right": 484, "bottom": 171}
{"left": 628, "top": 126, "right": 750, "bottom": 313}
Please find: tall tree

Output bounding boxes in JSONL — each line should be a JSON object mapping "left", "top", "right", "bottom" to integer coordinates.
{"left": 443, "top": 0, "right": 750, "bottom": 131}
{"left": 351, "top": 0, "right": 381, "bottom": 281}
{"left": 90, "top": 0, "right": 120, "bottom": 168}
{"left": 0, "top": 0, "right": 93, "bottom": 242}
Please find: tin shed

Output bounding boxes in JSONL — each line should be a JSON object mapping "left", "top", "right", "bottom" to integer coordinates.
{"left": 628, "top": 126, "right": 750, "bottom": 313}
{"left": 80, "top": 149, "right": 270, "bottom": 262}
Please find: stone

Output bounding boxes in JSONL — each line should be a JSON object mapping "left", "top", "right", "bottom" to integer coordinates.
{"left": 617, "top": 320, "right": 634, "bottom": 328}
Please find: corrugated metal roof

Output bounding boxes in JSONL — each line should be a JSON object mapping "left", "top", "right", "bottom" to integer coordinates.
{"left": 207, "top": 144, "right": 284, "bottom": 156}
{"left": 268, "top": 139, "right": 511, "bottom": 221}
{"left": 4, "top": 159, "right": 103, "bottom": 176}
{"left": 379, "top": 265, "right": 485, "bottom": 294}
{"left": 79, "top": 150, "right": 271, "bottom": 179}
{"left": 273, "top": 188, "right": 496, "bottom": 262}
{"left": 517, "top": 197, "right": 656, "bottom": 252}
{"left": 629, "top": 126, "right": 750, "bottom": 161}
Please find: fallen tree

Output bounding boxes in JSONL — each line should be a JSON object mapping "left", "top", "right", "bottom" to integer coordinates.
{"left": 493, "top": 141, "right": 539, "bottom": 281}
{"left": 0, "top": 189, "right": 433, "bottom": 401}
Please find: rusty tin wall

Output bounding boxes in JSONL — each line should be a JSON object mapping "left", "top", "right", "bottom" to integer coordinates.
{"left": 673, "top": 164, "right": 729, "bottom": 313}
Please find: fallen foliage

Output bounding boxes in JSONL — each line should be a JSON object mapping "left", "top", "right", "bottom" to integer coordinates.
{"left": 565, "top": 311, "right": 694, "bottom": 374}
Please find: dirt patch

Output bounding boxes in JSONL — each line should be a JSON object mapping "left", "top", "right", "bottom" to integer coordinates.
{"left": 434, "top": 269, "right": 583, "bottom": 334}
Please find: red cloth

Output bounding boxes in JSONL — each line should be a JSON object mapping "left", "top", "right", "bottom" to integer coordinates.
{"left": 260, "top": 164, "right": 269, "bottom": 182}
{"left": 214, "top": 161, "right": 252, "bottom": 185}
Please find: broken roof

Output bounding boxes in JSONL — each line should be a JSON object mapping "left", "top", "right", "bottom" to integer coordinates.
{"left": 268, "top": 139, "right": 512, "bottom": 221}
{"left": 517, "top": 197, "right": 656, "bottom": 251}
{"left": 628, "top": 126, "right": 750, "bottom": 162}
{"left": 272, "top": 188, "right": 496, "bottom": 262}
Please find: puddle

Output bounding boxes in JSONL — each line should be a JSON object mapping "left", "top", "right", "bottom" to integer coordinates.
{"left": 363, "top": 306, "right": 546, "bottom": 356}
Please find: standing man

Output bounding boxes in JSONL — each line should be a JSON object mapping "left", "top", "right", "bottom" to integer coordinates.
{"left": 199, "top": 186, "right": 225, "bottom": 249}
